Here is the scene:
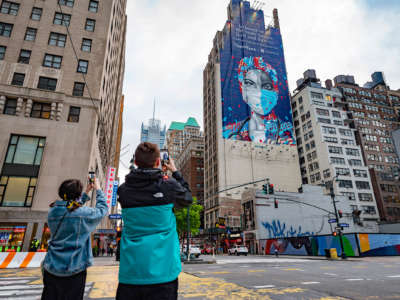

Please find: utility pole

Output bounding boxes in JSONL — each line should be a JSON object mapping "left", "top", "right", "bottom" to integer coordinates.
{"left": 186, "top": 205, "right": 190, "bottom": 261}
{"left": 328, "top": 181, "right": 346, "bottom": 259}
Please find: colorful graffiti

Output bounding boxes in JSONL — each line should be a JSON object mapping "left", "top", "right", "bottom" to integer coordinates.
{"left": 261, "top": 220, "right": 314, "bottom": 238}
{"left": 259, "top": 233, "right": 400, "bottom": 257}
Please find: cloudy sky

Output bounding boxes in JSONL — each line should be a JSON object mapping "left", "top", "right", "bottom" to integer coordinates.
{"left": 118, "top": 0, "right": 400, "bottom": 179}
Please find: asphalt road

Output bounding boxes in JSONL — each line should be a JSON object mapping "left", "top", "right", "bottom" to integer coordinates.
{"left": 183, "top": 255, "right": 400, "bottom": 299}
{"left": 0, "top": 255, "right": 399, "bottom": 299}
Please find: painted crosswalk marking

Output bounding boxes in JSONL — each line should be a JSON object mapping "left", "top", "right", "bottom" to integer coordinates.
{"left": 301, "top": 281, "right": 320, "bottom": 285}
{"left": 254, "top": 285, "right": 275, "bottom": 289}
{"left": 0, "top": 276, "right": 92, "bottom": 299}
{"left": 387, "top": 275, "right": 400, "bottom": 278}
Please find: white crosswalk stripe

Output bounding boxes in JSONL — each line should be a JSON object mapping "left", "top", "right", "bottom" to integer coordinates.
{"left": 0, "top": 277, "right": 92, "bottom": 299}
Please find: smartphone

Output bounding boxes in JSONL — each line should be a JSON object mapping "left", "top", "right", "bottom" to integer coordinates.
{"left": 89, "top": 171, "right": 95, "bottom": 183}
{"left": 160, "top": 150, "right": 169, "bottom": 167}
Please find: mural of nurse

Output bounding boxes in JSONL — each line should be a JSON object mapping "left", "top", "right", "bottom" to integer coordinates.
{"left": 223, "top": 56, "right": 294, "bottom": 144}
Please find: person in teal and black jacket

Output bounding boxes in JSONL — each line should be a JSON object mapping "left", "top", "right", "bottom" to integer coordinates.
{"left": 116, "top": 142, "right": 192, "bottom": 300}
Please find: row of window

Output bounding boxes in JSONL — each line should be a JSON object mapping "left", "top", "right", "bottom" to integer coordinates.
{"left": 338, "top": 180, "right": 370, "bottom": 190}
{"left": 1, "top": 0, "right": 99, "bottom": 18}
{"left": 330, "top": 157, "right": 363, "bottom": 166}
{"left": 9, "top": 72, "right": 85, "bottom": 95}
{"left": 3, "top": 97, "right": 81, "bottom": 122}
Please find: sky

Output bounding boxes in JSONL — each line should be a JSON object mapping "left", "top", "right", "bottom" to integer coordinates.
{"left": 118, "top": 0, "right": 400, "bottom": 180}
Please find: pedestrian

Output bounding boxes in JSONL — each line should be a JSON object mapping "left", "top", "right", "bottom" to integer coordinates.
{"left": 41, "top": 177, "right": 107, "bottom": 300}
{"left": 101, "top": 247, "right": 105, "bottom": 256}
{"left": 274, "top": 248, "right": 279, "bottom": 257}
{"left": 116, "top": 142, "right": 192, "bottom": 300}
{"left": 110, "top": 246, "right": 114, "bottom": 257}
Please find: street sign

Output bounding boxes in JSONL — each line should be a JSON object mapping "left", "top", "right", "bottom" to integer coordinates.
{"left": 338, "top": 223, "right": 349, "bottom": 228}
{"left": 109, "top": 214, "right": 122, "bottom": 220}
{"left": 328, "top": 219, "right": 337, "bottom": 223}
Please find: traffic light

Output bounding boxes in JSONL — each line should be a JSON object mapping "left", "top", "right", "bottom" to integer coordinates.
{"left": 262, "top": 184, "right": 268, "bottom": 194}
{"left": 274, "top": 199, "right": 278, "bottom": 208}
{"left": 269, "top": 184, "right": 274, "bottom": 194}
{"left": 338, "top": 210, "right": 343, "bottom": 218}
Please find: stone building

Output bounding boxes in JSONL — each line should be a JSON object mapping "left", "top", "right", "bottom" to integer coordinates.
{"left": 0, "top": 0, "right": 126, "bottom": 251}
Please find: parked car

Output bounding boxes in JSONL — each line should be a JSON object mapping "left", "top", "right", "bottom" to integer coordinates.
{"left": 182, "top": 245, "right": 201, "bottom": 258}
{"left": 228, "top": 245, "right": 248, "bottom": 256}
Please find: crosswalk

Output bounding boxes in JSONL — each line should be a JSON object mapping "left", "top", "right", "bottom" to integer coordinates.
{"left": 0, "top": 276, "right": 92, "bottom": 299}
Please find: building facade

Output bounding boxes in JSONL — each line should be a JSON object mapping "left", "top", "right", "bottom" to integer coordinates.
{"left": 175, "top": 136, "right": 204, "bottom": 228}
{"left": 166, "top": 117, "right": 201, "bottom": 160}
{"left": 334, "top": 73, "right": 400, "bottom": 222}
{"left": 291, "top": 70, "right": 379, "bottom": 222}
{"left": 203, "top": 0, "right": 301, "bottom": 232}
{"left": 140, "top": 118, "right": 166, "bottom": 150}
{"left": 0, "top": 0, "right": 126, "bottom": 251}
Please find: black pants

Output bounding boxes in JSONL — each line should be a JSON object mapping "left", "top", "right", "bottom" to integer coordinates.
{"left": 41, "top": 269, "right": 87, "bottom": 300}
{"left": 116, "top": 278, "right": 178, "bottom": 300}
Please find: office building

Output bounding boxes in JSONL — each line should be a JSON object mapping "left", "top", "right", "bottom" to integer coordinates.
{"left": 292, "top": 70, "right": 379, "bottom": 221}
{"left": 334, "top": 73, "right": 400, "bottom": 222}
{"left": 0, "top": 0, "right": 127, "bottom": 251}
{"left": 166, "top": 117, "right": 201, "bottom": 160}
{"left": 203, "top": 0, "right": 301, "bottom": 231}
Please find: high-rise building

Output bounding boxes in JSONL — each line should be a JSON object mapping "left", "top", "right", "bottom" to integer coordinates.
{"left": 334, "top": 73, "right": 400, "bottom": 222}
{"left": 175, "top": 136, "right": 205, "bottom": 229}
{"left": 166, "top": 117, "right": 201, "bottom": 159}
{"left": 0, "top": 0, "right": 127, "bottom": 251}
{"left": 140, "top": 102, "right": 166, "bottom": 150}
{"left": 203, "top": 0, "right": 301, "bottom": 231}
{"left": 292, "top": 70, "right": 379, "bottom": 222}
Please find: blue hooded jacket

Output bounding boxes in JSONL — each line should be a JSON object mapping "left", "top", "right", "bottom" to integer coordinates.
{"left": 117, "top": 169, "right": 192, "bottom": 285}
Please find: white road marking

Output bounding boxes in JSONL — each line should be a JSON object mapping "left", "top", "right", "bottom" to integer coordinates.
{"left": 346, "top": 278, "right": 364, "bottom": 281}
{"left": 217, "top": 258, "right": 316, "bottom": 264}
{"left": 240, "top": 265, "right": 250, "bottom": 268}
{"left": 0, "top": 277, "right": 36, "bottom": 280}
{"left": 301, "top": 281, "right": 320, "bottom": 285}
{"left": 387, "top": 275, "right": 400, "bottom": 278}
{"left": 0, "top": 285, "right": 43, "bottom": 291}
{"left": 0, "top": 280, "right": 31, "bottom": 285}
{"left": 324, "top": 273, "right": 337, "bottom": 276}
{"left": 254, "top": 285, "right": 275, "bottom": 289}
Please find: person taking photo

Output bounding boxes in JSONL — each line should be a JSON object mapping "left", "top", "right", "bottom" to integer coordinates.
{"left": 41, "top": 177, "right": 107, "bottom": 300}
{"left": 116, "top": 142, "right": 192, "bottom": 300}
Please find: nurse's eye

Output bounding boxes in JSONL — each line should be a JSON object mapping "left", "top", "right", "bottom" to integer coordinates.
{"left": 244, "top": 79, "right": 256, "bottom": 87}
{"left": 262, "top": 83, "right": 273, "bottom": 90}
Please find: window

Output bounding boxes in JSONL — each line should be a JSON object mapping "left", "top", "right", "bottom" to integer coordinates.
{"left": 335, "top": 167, "right": 350, "bottom": 176}
{"left": 58, "top": 0, "right": 74, "bottom": 7}
{"left": 18, "top": 49, "right": 31, "bottom": 64}
{"left": 43, "top": 54, "right": 62, "bottom": 69}
{"left": 11, "top": 73, "right": 25, "bottom": 86}
{"left": 5, "top": 135, "right": 45, "bottom": 165}
{"left": 89, "top": 0, "right": 99, "bottom": 12}
{"left": 81, "top": 38, "right": 92, "bottom": 52}
{"left": 53, "top": 12, "right": 71, "bottom": 26}
{"left": 332, "top": 111, "right": 341, "bottom": 118}
{"left": 68, "top": 106, "right": 80, "bottom": 122}
{"left": 77, "top": 60, "right": 88, "bottom": 73}
{"left": 0, "top": 1, "right": 19, "bottom": 15}
{"left": 355, "top": 181, "right": 370, "bottom": 190}
{"left": 323, "top": 169, "right": 331, "bottom": 178}
{"left": 322, "top": 126, "right": 336, "bottom": 134}
{"left": 49, "top": 32, "right": 67, "bottom": 47}
{"left": 37, "top": 77, "right": 57, "bottom": 91}
{"left": 72, "top": 82, "right": 84, "bottom": 96}
{"left": 353, "top": 169, "right": 367, "bottom": 178}
{"left": 298, "top": 96, "right": 303, "bottom": 104}
{"left": 330, "top": 157, "right": 346, "bottom": 165}
{"left": 85, "top": 19, "right": 96, "bottom": 31}
{"left": 0, "top": 45, "right": 5, "bottom": 59}
{"left": 338, "top": 180, "right": 353, "bottom": 188}
{"left": 346, "top": 148, "right": 360, "bottom": 156}
{"left": 316, "top": 108, "right": 329, "bottom": 116}
{"left": 361, "top": 206, "right": 376, "bottom": 215}
{"left": 342, "top": 192, "right": 356, "bottom": 201}
{"left": 24, "top": 27, "right": 37, "bottom": 41}
{"left": 0, "top": 22, "right": 13, "bottom": 37}
{"left": 341, "top": 139, "right": 355, "bottom": 146}
{"left": 3, "top": 98, "right": 17, "bottom": 115}
{"left": 324, "top": 136, "right": 338, "bottom": 143}
{"left": 0, "top": 176, "right": 37, "bottom": 207}
{"left": 31, "top": 102, "right": 51, "bottom": 119}
{"left": 359, "top": 193, "right": 373, "bottom": 202}
{"left": 333, "top": 120, "right": 343, "bottom": 126}
{"left": 31, "top": 7, "right": 42, "bottom": 20}
{"left": 339, "top": 128, "right": 352, "bottom": 137}
{"left": 311, "top": 92, "right": 323, "bottom": 99}
{"left": 380, "top": 184, "right": 397, "bottom": 193}
{"left": 348, "top": 159, "right": 362, "bottom": 166}
{"left": 329, "top": 146, "right": 343, "bottom": 154}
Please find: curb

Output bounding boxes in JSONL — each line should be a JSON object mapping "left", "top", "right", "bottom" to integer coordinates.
{"left": 183, "top": 259, "right": 216, "bottom": 264}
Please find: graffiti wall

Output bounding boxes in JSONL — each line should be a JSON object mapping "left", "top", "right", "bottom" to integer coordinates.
{"left": 220, "top": 0, "right": 294, "bottom": 145}
{"left": 259, "top": 233, "right": 400, "bottom": 257}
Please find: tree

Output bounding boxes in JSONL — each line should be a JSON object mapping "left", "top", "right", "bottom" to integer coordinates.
{"left": 174, "top": 197, "right": 203, "bottom": 244}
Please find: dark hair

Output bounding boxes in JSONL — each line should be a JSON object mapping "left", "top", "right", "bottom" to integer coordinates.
{"left": 134, "top": 142, "right": 160, "bottom": 168}
{"left": 58, "top": 179, "right": 83, "bottom": 201}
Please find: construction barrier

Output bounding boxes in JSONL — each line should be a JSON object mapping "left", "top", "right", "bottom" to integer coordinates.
{"left": 0, "top": 252, "right": 46, "bottom": 268}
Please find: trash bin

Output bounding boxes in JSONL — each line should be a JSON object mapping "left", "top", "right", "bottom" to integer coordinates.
{"left": 324, "top": 249, "right": 330, "bottom": 258}
{"left": 329, "top": 248, "right": 338, "bottom": 259}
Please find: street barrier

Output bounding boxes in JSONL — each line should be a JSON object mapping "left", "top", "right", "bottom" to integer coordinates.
{"left": 0, "top": 252, "right": 46, "bottom": 268}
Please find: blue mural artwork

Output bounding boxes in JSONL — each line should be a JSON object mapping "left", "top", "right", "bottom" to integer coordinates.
{"left": 219, "top": 0, "right": 295, "bottom": 145}
{"left": 261, "top": 220, "right": 314, "bottom": 238}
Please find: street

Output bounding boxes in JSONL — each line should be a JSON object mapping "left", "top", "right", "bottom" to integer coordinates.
{"left": 0, "top": 255, "right": 400, "bottom": 299}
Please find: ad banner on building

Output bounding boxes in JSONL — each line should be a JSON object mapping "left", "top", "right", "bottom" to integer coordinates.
{"left": 104, "top": 167, "right": 116, "bottom": 212}
{"left": 220, "top": 1, "right": 294, "bottom": 145}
